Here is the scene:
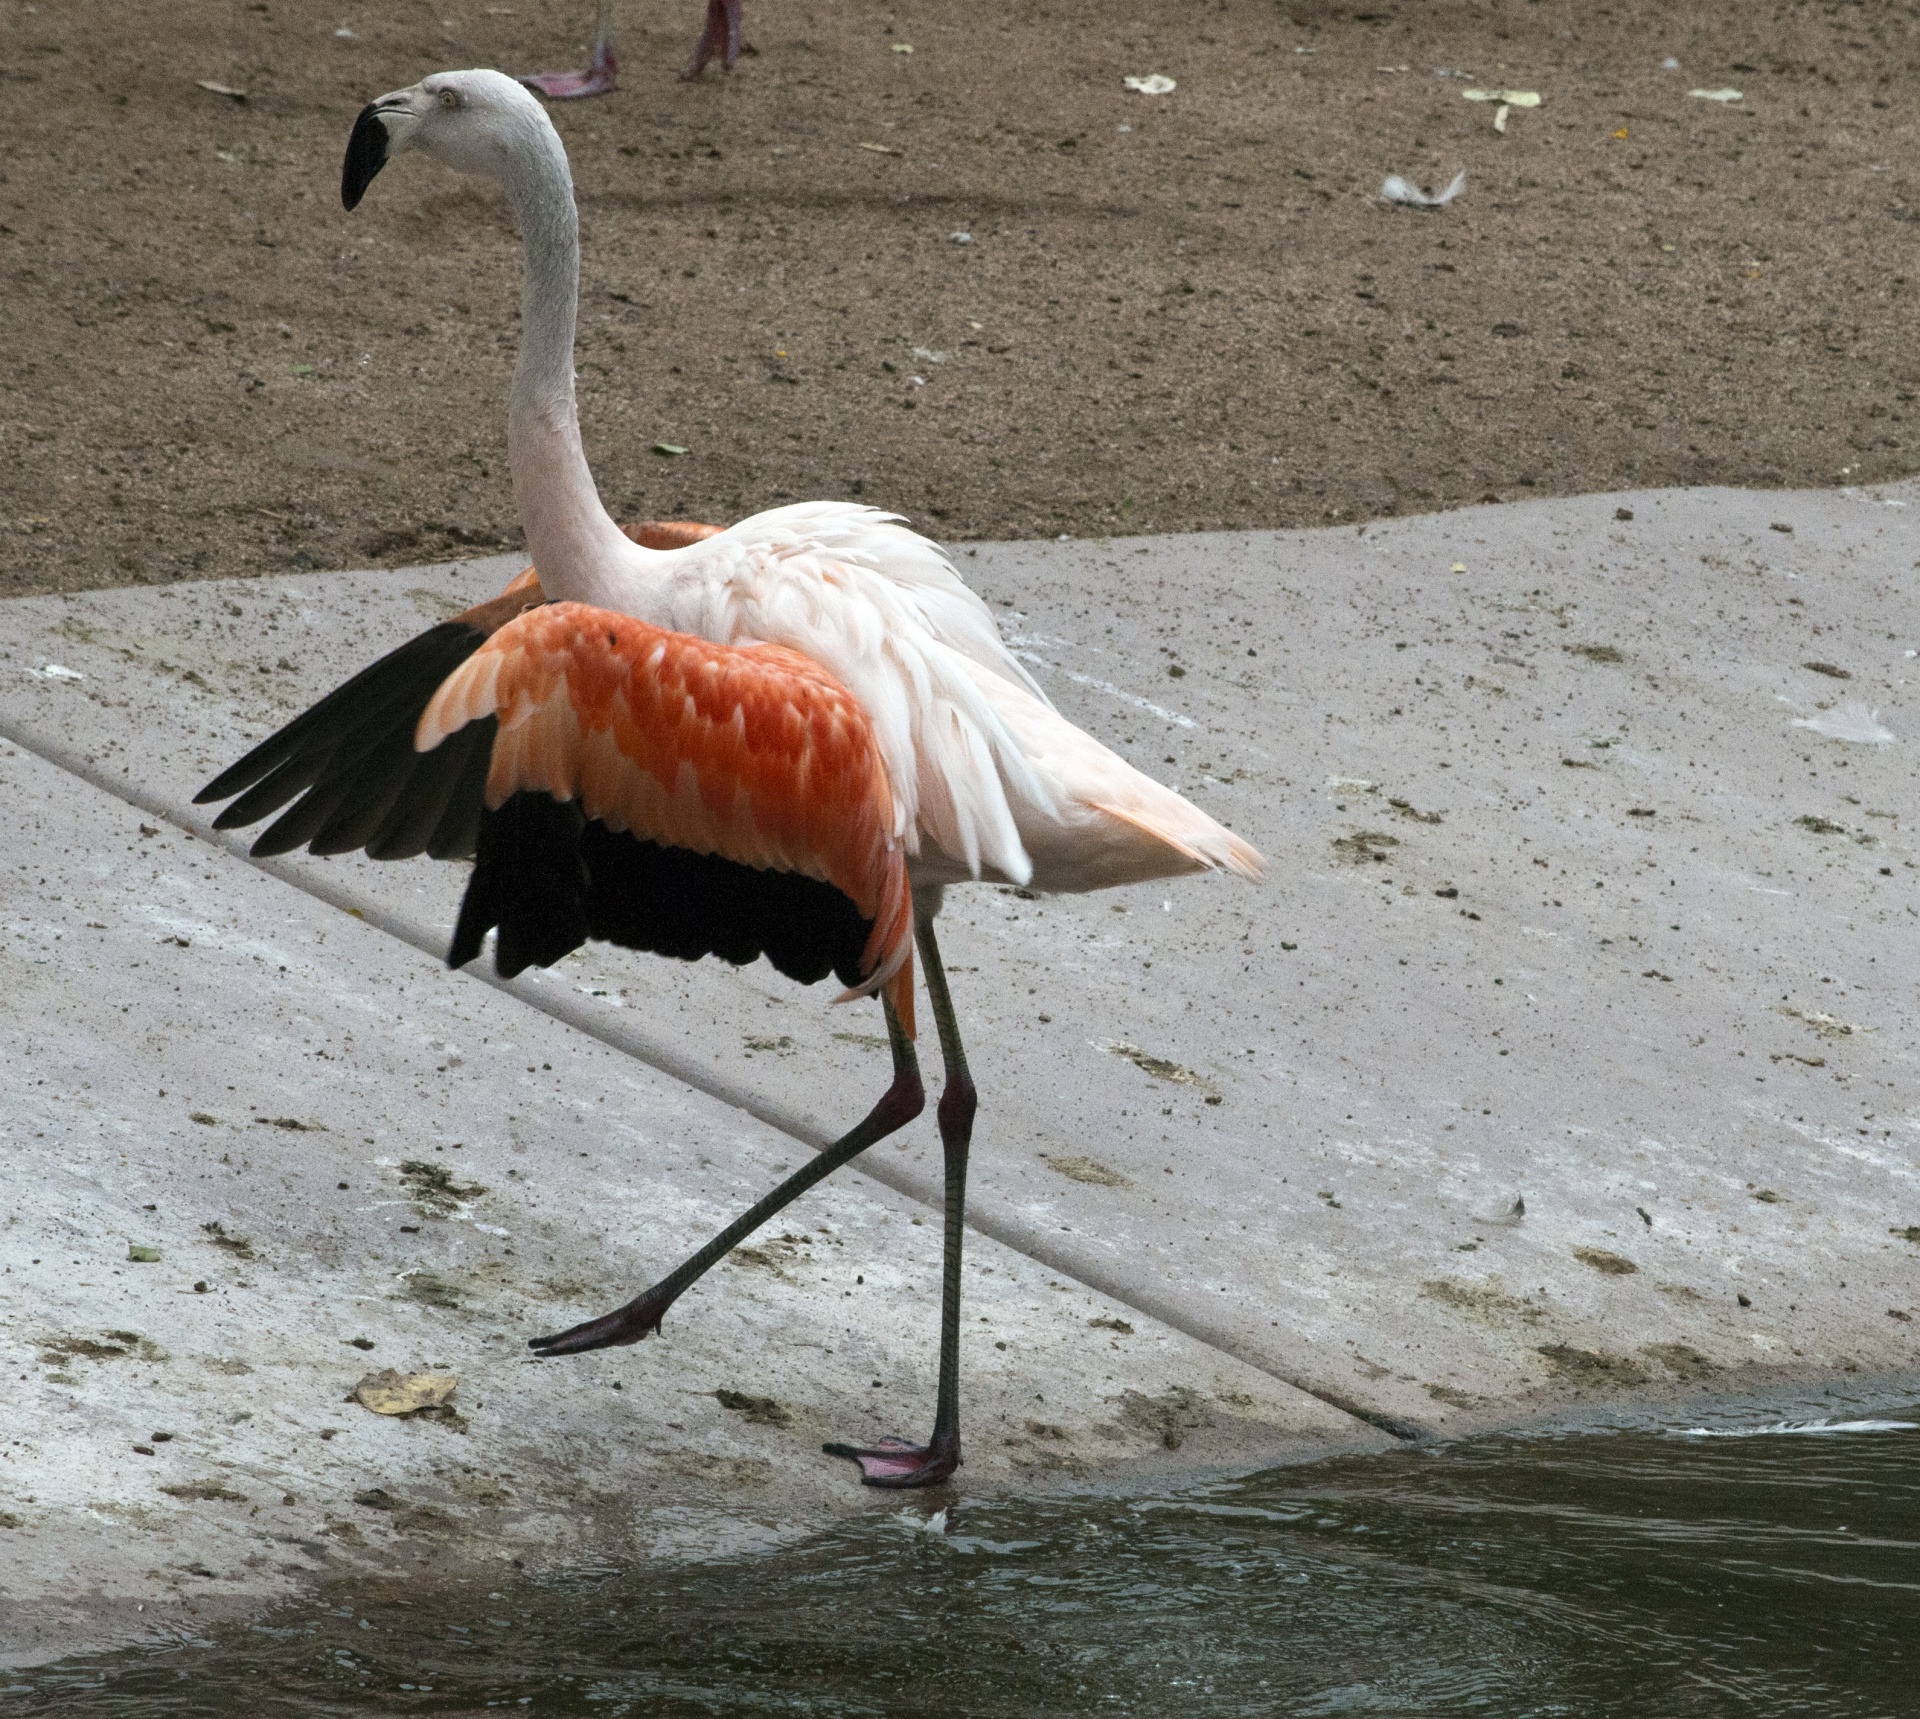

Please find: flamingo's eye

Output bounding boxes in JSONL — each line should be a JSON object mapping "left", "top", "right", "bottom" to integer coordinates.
{"left": 440, "top": 89, "right": 459, "bottom": 111}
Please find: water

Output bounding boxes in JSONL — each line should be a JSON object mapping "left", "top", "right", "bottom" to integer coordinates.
{"left": 11, "top": 1409, "right": 1918, "bottom": 1718}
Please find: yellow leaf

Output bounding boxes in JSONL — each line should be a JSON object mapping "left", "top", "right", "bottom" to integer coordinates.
{"left": 352, "top": 1369, "right": 457, "bottom": 1416}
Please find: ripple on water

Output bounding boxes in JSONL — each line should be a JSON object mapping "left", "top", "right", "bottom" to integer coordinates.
{"left": 10, "top": 1406, "right": 1920, "bottom": 1717}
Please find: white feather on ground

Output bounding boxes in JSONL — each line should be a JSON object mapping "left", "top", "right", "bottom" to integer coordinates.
{"left": 1791, "top": 703, "right": 1896, "bottom": 745}
{"left": 1381, "top": 170, "right": 1465, "bottom": 208}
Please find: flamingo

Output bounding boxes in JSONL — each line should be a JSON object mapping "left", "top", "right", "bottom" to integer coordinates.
{"left": 519, "top": 0, "right": 742, "bottom": 98}
{"left": 197, "top": 70, "right": 1263, "bottom": 1489}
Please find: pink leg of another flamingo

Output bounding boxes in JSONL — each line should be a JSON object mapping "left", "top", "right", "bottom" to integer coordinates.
{"left": 521, "top": 0, "right": 619, "bottom": 100}
{"left": 681, "top": 0, "right": 743, "bottom": 79}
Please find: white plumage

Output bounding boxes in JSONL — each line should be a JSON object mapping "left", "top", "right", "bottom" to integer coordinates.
{"left": 607, "top": 499, "right": 1061, "bottom": 884}
{"left": 324, "top": 65, "right": 1266, "bottom": 1493}
{"left": 369, "top": 70, "right": 1263, "bottom": 903}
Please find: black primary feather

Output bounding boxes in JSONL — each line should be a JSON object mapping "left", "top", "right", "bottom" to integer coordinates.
{"left": 453, "top": 792, "right": 874, "bottom": 990}
{"left": 202, "top": 617, "right": 876, "bottom": 992}
{"left": 196, "top": 620, "right": 496, "bottom": 863}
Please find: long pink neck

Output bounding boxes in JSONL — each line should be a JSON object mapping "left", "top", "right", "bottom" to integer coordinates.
{"left": 501, "top": 121, "right": 641, "bottom": 608}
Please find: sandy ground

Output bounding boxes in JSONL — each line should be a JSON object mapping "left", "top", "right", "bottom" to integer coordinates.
{"left": 3, "top": 0, "right": 1919, "bottom": 597}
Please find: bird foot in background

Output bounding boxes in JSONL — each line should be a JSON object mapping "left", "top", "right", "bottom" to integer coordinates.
{"left": 528, "top": 1284, "right": 672, "bottom": 1356}
{"left": 822, "top": 1431, "right": 961, "bottom": 1488}
{"left": 520, "top": 37, "right": 618, "bottom": 100}
{"left": 681, "top": 0, "right": 743, "bottom": 79}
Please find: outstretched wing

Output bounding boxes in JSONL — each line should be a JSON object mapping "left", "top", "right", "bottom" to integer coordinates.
{"left": 192, "top": 572, "right": 546, "bottom": 860}
{"left": 641, "top": 501, "right": 1063, "bottom": 886}
{"left": 418, "top": 601, "right": 913, "bottom": 994}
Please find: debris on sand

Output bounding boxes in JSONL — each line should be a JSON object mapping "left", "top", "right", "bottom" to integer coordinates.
{"left": 397, "top": 1159, "right": 487, "bottom": 1218}
{"left": 1119, "top": 1384, "right": 1211, "bottom": 1450}
{"left": 715, "top": 1389, "right": 792, "bottom": 1427}
{"left": 161, "top": 1479, "right": 248, "bottom": 1502}
{"left": 1124, "top": 75, "right": 1176, "bottom": 95}
{"left": 1536, "top": 1343, "right": 1649, "bottom": 1386}
{"left": 1098, "top": 1041, "right": 1214, "bottom": 1092}
{"left": 1333, "top": 830, "right": 1399, "bottom": 864}
{"left": 1044, "top": 1154, "right": 1133, "bottom": 1188}
{"left": 1779, "top": 1006, "right": 1862, "bottom": 1040}
{"left": 201, "top": 1219, "right": 256, "bottom": 1259}
{"left": 1463, "top": 89, "right": 1539, "bottom": 132}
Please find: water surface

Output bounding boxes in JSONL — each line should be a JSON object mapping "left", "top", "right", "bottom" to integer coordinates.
{"left": 11, "top": 1405, "right": 1918, "bottom": 1717}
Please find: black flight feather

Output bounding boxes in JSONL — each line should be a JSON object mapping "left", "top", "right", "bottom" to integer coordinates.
{"left": 201, "top": 613, "right": 876, "bottom": 994}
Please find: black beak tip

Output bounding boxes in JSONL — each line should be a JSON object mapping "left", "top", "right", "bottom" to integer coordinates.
{"left": 342, "top": 103, "right": 389, "bottom": 211}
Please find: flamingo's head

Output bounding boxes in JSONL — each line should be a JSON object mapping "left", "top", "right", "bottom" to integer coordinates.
{"left": 343, "top": 69, "right": 554, "bottom": 210}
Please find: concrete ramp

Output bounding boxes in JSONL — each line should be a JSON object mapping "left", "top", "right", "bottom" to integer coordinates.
{"left": 3, "top": 483, "right": 1918, "bottom": 1658}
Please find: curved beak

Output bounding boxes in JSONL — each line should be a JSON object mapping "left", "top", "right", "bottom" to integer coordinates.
{"left": 342, "top": 89, "right": 425, "bottom": 211}
{"left": 341, "top": 103, "right": 391, "bottom": 210}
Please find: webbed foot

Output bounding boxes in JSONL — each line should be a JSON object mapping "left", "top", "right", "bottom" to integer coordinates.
{"left": 822, "top": 1430, "right": 960, "bottom": 1488}
{"left": 529, "top": 1284, "right": 671, "bottom": 1355}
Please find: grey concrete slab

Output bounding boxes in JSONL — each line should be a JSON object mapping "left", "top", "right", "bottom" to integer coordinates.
{"left": 0, "top": 740, "right": 1370, "bottom": 1667}
{"left": 2, "top": 486, "right": 1918, "bottom": 1451}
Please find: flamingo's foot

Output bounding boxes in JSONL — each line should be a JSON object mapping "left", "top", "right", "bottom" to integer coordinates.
{"left": 528, "top": 1284, "right": 672, "bottom": 1356}
{"left": 681, "top": 0, "right": 743, "bottom": 79}
{"left": 822, "top": 1430, "right": 961, "bottom": 1489}
{"left": 520, "top": 41, "right": 618, "bottom": 100}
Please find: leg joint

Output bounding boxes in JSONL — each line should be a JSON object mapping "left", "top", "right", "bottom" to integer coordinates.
{"left": 881, "top": 1066, "right": 928, "bottom": 1132}
{"left": 936, "top": 1070, "right": 976, "bottom": 1138}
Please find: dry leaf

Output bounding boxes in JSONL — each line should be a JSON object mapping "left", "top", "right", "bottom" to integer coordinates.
{"left": 353, "top": 1369, "right": 458, "bottom": 1416}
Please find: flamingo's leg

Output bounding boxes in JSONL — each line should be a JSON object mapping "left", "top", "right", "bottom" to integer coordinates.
{"left": 528, "top": 995, "right": 923, "bottom": 1356}
{"left": 520, "top": 0, "right": 619, "bottom": 100}
{"left": 825, "top": 914, "right": 973, "bottom": 1488}
{"left": 681, "top": 0, "right": 743, "bottom": 79}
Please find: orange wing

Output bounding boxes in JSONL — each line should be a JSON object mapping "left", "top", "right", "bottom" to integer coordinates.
{"left": 621, "top": 519, "right": 725, "bottom": 551}
{"left": 417, "top": 602, "right": 913, "bottom": 996}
